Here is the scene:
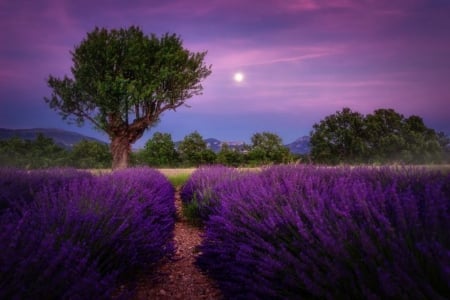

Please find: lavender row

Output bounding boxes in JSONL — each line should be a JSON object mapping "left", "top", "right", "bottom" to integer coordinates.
{"left": 0, "top": 167, "right": 176, "bottom": 299}
{"left": 0, "top": 168, "right": 94, "bottom": 215}
{"left": 180, "top": 165, "right": 242, "bottom": 225}
{"left": 195, "top": 165, "right": 450, "bottom": 299}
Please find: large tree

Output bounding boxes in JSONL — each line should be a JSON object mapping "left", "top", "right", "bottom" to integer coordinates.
{"left": 364, "top": 108, "right": 405, "bottom": 162}
{"left": 45, "top": 26, "right": 212, "bottom": 169}
{"left": 310, "top": 107, "right": 443, "bottom": 164}
{"left": 310, "top": 108, "right": 366, "bottom": 164}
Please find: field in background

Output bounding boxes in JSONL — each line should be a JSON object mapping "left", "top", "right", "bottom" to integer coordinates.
{"left": 157, "top": 168, "right": 196, "bottom": 177}
{"left": 87, "top": 164, "right": 450, "bottom": 178}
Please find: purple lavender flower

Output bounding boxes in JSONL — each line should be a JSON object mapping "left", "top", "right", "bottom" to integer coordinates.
{"left": 180, "top": 165, "right": 242, "bottom": 225}
{"left": 0, "top": 167, "right": 176, "bottom": 298}
{"left": 197, "top": 165, "right": 450, "bottom": 299}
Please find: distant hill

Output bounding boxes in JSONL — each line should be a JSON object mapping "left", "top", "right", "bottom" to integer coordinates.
{"left": 205, "top": 138, "right": 247, "bottom": 153}
{"left": 174, "top": 138, "right": 246, "bottom": 153}
{"left": 285, "top": 136, "right": 311, "bottom": 155}
{"left": 0, "top": 128, "right": 107, "bottom": 149}
{"left": 205, "top": 138, "right": 222, "bottom": 152}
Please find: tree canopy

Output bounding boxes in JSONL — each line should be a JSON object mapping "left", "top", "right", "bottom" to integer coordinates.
{"left": 177, "top": 131, "right": 216, "bottom": 166}
{"left": 45, "top": 26, "right": 212, "bottom": 169}
{"left": 248, "top": 132, "right": 291, "bottom": 165}
{"left": 140, "top": 132, "right": 178, "bottom": 167}
{"left": 310, "top": 107, "right": 443, "bottom": 164}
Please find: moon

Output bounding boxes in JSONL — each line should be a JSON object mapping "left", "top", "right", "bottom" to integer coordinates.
{"left": 233, "top": 72, "right": 244, "bottom": 82}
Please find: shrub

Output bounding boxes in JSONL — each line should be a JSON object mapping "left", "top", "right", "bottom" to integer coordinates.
{"left": 0, "top": 168, "right": 93, "bottom": 215}
{"left": 197, "top": 165, "right": 450, "bottom": 299}
{"left": 0, "top": 167, "right": 175, "bottom": 298}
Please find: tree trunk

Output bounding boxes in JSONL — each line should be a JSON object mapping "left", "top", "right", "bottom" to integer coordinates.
{"left": 111, "top": 135, "right": 130, "bottom": 169}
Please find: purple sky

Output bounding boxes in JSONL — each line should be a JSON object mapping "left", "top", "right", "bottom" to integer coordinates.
{"left": 1, "top": 0, "right": 449, "bottom": 147}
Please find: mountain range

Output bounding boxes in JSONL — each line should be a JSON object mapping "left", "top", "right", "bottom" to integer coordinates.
{"left": 0, "top": 128, "right": 311, "bottom": 154}
{"left": 0, "top": 128, "right": 106, "bottom": 149}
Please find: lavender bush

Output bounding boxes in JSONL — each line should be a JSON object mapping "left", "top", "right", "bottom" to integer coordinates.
{"left": 0, "top": 167, "right": 175, "bottom": 299}
{"left": 0, "top": 168, "right": 93, "bottom": 215}
{"left": 197, "top": 165, "right": 450, "bottom": 299}
{"left": 180, "top": 165, "right": 241, "bottom": 225}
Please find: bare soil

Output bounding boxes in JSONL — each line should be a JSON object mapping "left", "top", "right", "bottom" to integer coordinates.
{"left": 132, "top": 191, "right": 223, "bottom": 300}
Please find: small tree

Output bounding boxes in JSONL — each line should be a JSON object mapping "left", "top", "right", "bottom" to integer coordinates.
{"left": 70, "top": 140, "right": 112, "bottom": 169}
{"left": 28, "top": 134, "right": 69, "bottom": 168}
{"left": 45, "top": 26, "right": 211, "bottom": 169}
{"left": 141, "top": 132, "right": 178, "bottom": 167}
{"left": 248, "top": 132, "right": 291, "bottom": 165}
{"left": 0, "top": 134, "right": 69, "bottom": 168}
{"left": 0, "top": 137, "right": 28, "bottom": 167}
{"left": 178, "top": 131, "right": 216, "bottom": 166}
{"left": 217, "top": 143, "right": 243, "bottom": 167}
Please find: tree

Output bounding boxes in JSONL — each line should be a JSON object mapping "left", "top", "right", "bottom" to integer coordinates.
{"left": 401, "top": 115, "right": 442, "bottom": 163}
{"left": 178, "top": 131, "right": 216, "bottom": 166}
{"left": 29, "top": 134, "right": 69, "bottom": 168}
{"left": 0, "top": 134, "right": 69, "bottom": 168}
{"left": 141, "top": 132, "right": 178, "bottom": 167}
{"left": 437, "top": 132, "right": 450, "bottom": 162}
{"left": 248, "top": 132, "right": 291, "bottom": 165}
{"left": 69, "top": 140, "right": 112, "bottom": 169}
{"left": 365, "top": 108, "right": 405, "bottom": 162}
{"left": 0, "top": 137, "right": 29, "bottom": 167}
{"left": 217, "top": 143, "right": 243, "bottom": 167}
{"left": 310, "top": 108, "right": 366, "bottom": 164}
{"left": 45, "top": 26, "right": 212, "bottom": 169}
{"left": 310, "top": 107, "right": 443, "bottom": 164}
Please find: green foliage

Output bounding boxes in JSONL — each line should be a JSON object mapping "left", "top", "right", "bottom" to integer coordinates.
{"left": 437, "top": 132, "right": 450, "bottom": 162}
{"left": 0, "top": 134, "right": 69, "bottom": 168}
{"left": 177, "top": 131, "right": 216, "bottom": 166}
{"left": 45, "top": 26, "right": 212, "bottom": 169}
{"left": 310, "top": 107, "right": 444, "bottom": 164}
{"left": 0, "top": 137, "right": 29, "bottom": 167}
{"left": 141, "top": 132, "right": 178, "bottom": 167}
{"left": 182, "top": 198, "right": 204, "bottom": 227}
{"left": 310, "top": 107, "right": 366, "bottom": 164}
{"left": 166, "top": 173, "right": 190, "bottom": 189}
{"left": 217, "top": 143, "right": 244, "bottom": 167}
{"left": 69, "top": 140, "right": 112, "bottom": 169}
{"left": 247, "top": 132, "right": 291, "bottom": 165}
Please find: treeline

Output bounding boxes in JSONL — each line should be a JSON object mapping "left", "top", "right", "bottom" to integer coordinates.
{"left": 0, "top": 134, "right": 112, "bottom": 169}
{"left": 133, "top": 131, "right": 293, "bottom": 167}
{"left": 0, "top": 131, "right": 294, "bottom": 169}
{"left": 1, "top": 108, "right": 449, "bottom": 169}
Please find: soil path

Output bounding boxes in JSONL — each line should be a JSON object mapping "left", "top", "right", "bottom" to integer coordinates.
{"left": 132, "top": 191, "right": 223, "bottom": 300}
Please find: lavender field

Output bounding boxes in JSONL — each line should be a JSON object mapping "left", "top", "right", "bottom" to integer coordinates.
{"left": 182, "top": 165, "right": 449, "bottom": 299}
{"left": 1, "top": 165, "right": 449, "bottom": 299}
{"left": 0, "top": 167, "right": 176, "bottom": 299}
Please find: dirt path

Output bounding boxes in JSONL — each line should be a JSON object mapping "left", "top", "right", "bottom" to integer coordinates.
{"left": 132, "top": 191, "right": 223, "bottom": 300}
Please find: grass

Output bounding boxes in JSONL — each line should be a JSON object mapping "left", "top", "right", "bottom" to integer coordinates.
{"left": 165, "top": 173, "right": 191, "bottom": 189}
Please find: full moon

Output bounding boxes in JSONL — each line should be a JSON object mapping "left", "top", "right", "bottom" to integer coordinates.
{"left": 233, "top": 72, "right": 244, "bottom": 82}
